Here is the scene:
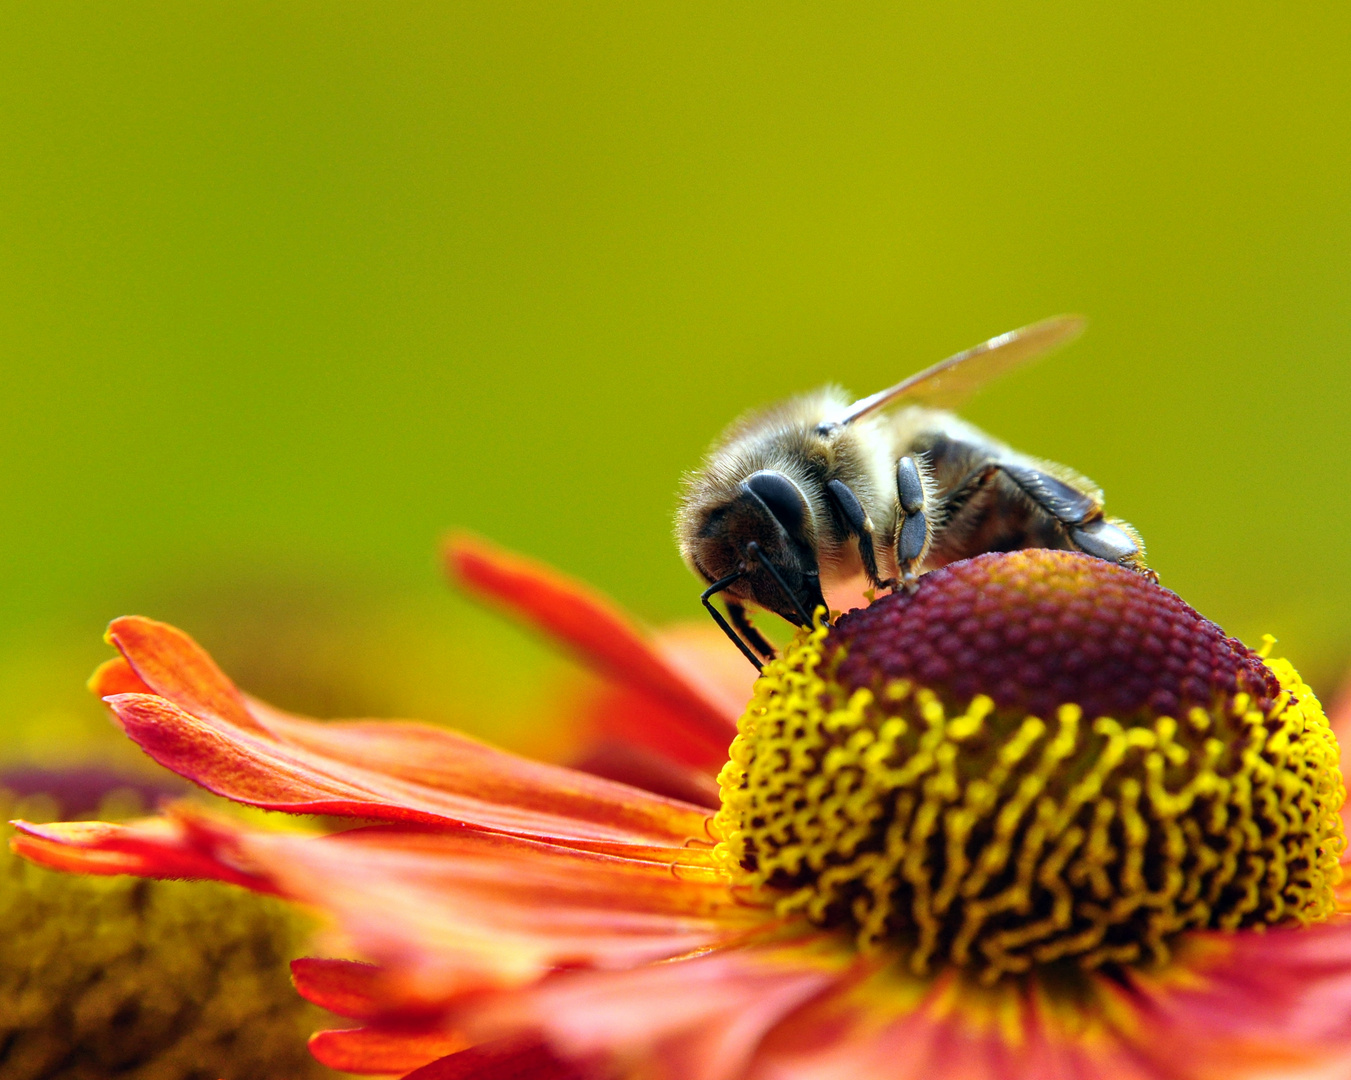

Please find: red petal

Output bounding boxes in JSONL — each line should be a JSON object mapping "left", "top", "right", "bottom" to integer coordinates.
{"left": 9, "top": 830, "right": 157, "bottom": 877}
{"left": 402, "top": 1039, "right": 590, "bottom": 1080}
{"left": 9, "top": 816, "right": 277, "bottom": 892}
{"left": 445, "top": 534, "right": 738, "bottom": 754}
{"left": 106, "top": 691, "right": 711, "bottom": 847}
{"left": 579, "top": 682, "right": 730, "bottom": 773}
{"left": 308, "top": 1026, "right": 467, "bottom": 1075}
{"left": 292, "top": 958, "right": 389, "bottom": 1021}
{"left": 259, "top": 704, "right": 716, "bottom": 846}
{"left": 102, "top": 616, "right": 268, "bottom": 735}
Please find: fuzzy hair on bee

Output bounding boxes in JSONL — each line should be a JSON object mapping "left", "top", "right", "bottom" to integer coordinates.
{"left": 675, "top": 316, "right": 1152, "bottom": 669}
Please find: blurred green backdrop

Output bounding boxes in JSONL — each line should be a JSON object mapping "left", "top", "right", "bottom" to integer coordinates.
{"left": 2, "top": 3, "right": 1350, "bottom": 765}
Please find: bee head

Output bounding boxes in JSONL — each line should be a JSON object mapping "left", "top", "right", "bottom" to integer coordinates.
{"left": 702, "top": 470, "right": 827, "bottom": 627}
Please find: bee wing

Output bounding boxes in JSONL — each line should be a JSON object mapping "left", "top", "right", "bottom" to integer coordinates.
{"left": 826, "top": 314, "right": 1087, "bottom": 427}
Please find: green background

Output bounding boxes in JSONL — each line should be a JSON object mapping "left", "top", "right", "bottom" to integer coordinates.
{"left": 3, "top": 4, "right": 1349, "bottom": 764}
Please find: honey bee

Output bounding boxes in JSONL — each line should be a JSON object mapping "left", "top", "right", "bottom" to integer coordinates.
{"left": 675, "top": 316, "right": 1152, "bottom": 669}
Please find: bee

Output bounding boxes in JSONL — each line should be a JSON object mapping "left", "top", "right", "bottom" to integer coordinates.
{"left": 675, "top": 316, "right": 1152, "bottom": 669}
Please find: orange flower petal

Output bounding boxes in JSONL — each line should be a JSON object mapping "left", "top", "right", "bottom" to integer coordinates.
{"left": 445, "top": 534, "right": 738, "bottom": 758}
{"left": 86, "top": 655, "right": 154, "bottom": 697}
{"left": 742, "top": 925, "right": 1351, "bottom": 1080}
{"left": 93, "top": 615, "right": 715, "bottom": 847}
{"left": 104, "top": 615, "right": 269, "bottom": 735}
{"left": 9, "top": 816, "right": 277, "bottom": 893}
{"left": 259, "top": 701, "right": 715, "bottom": 846}
{"left": 293, "top": 970, "right": 592, "bottom": 1079}
{"left": 308, "top": 1026, "right": 468, "bottom": 1075}
{"left": 104, "top": 690, "right": 710, "bottom": 848}
{"left": 9, "top": 828, "right": 158, "bottom": 878}
{"left": 579, "top": 681, "right": 733, "bottom": 773}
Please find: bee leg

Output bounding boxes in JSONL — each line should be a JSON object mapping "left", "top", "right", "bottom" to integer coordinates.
{"left": 825, "top": 479, "right": 885, "bottom": 589}
{"left": 994, "top": 462, "right": 1150, "bottom": 574}
{"left": 995, "top": 462, "right": 1099, "bottom": 531}
{"left": 726, "top": 600, "right": 777, "bottom": 662}
{"left": 894, "top": 456, "right": 931, "bottom": 592}
{"left": 1068, "top": 517, "right": 1154, "bottom": 579}
{"left": 700, "top": 574, "right": 765, "bottom": 671}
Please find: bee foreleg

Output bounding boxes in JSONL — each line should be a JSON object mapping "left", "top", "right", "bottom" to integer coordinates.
{"left": 894, "top": 455, "right": 932, "bottom": 592}
{"left": 726, "top": 600, "right": 777, "bottom": 661}
{"left": 825, "top": 479, "right": 884, "bottom": 589}
{"left": 700, "top": 574, "right": 766, "bottom": 671}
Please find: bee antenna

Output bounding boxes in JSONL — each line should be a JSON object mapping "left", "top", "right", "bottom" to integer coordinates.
{"left": 700, "top": 573, "right": 764, "bottom": 672}
{"left": 745, "top": 542, "right": 817, "bottom": 627}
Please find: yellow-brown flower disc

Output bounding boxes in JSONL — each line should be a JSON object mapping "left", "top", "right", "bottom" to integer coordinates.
{"left": 714, "top": 550, "right": 1346, "bottom": 982}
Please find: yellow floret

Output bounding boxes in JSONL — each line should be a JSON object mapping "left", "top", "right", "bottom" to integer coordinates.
{"left": 714, "top": 623, "right": 1345, "bottom": 984}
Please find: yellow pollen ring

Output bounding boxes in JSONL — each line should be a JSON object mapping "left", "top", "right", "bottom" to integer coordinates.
{"left": 712, "top": 622, "right": 1346, "bottom": 984}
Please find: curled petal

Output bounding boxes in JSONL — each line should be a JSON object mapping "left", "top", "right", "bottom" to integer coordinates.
{"left": 87, "top": 655, "right": 153, "bottom": 697}
{"left": 1331, "top": 672, "right": 1351, "bottom": 744}
{"left": 103, "top": 690, "right": 710, "bottom": 848}
{"left": 653, "top": 624, "right": 759, "bottom": 728}
{"left": 292, "top": 966, "right": 487, "bottom": 1080}
{"left": 256, "top": 700, "right": 716, "bottom": 847}
{"left": 580, "top": 681, "right": 734, "bottom": 774}
{"left": 94, "top": 615, "right": 712, "bottom": 847}
{"left": 104, "top": 616, "right": 268, "bottom": 734}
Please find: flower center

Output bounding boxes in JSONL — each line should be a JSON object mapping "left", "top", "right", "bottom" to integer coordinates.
{"left": 713, "top": 551, "right": 1345, "bottom": 983}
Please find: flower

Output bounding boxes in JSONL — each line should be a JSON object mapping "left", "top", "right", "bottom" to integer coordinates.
{"left": 11, "top": 536, "right": 1351, "bottom": 1080}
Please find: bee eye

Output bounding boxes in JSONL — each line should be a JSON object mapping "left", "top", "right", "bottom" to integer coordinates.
{"left": 743, "top": 470, "right": 809, "bottom": 538}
